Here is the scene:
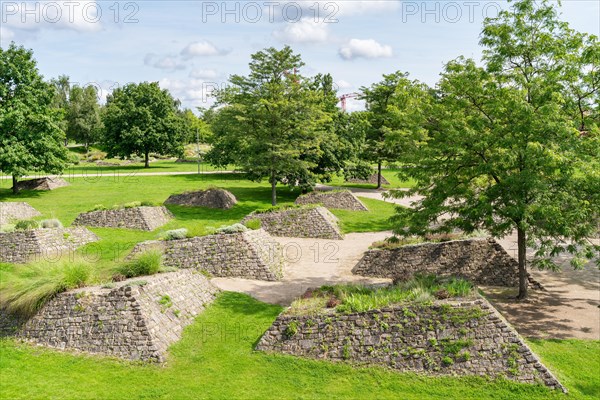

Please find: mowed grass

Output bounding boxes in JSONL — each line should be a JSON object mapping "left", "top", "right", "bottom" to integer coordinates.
{"left": 0, "top": 174, "right": 396, "bottom": 276}
{"left": 0, "top": 292, "right": 597, "bottom": 400}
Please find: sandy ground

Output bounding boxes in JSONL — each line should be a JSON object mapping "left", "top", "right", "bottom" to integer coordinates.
{"left": 212, "top": 232, "right": 392, "bottom": 306}
{"left": 217, "top": 185, "right": 599, "bottom": 340}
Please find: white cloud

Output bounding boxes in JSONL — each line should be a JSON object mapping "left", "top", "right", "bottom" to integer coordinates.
{"left": 339, "top": 39, "right": 393, "bottom": 60}
{"left": 159, "top": 77, "right": 218, "bottom": 108}
{"left": 335, "top": 79, "right": 352, "bottom": 90}
{"left": 189, "top": 68, "right": 218, "bottom": 79}
{"left": 144, "top": 54, "right": 186, "bottom": 71}
{"left": 336, "top": 1, "right": 400, "bottom": 16}
{"left": 272, "top": 18, "right": 329, "bottom": 44}
{"left": 181, "top": 40, "right": 228, "bottom": 59}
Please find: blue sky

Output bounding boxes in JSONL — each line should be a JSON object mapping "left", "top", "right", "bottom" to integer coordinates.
{"left": 1, "top": 1, "right": 598, "bottom": 111}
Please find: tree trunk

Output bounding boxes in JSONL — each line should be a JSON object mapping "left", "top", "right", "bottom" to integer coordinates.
{"left": 516, "top": 226, "right": 528, "bottom": 300}
{"left": 144, "top": 152, "right": 150, "bottom": 168}
{"left": 12, "top": 175, "right": 18, "bottom": 195}
{"left": 270, "top": 170, "right": 277, "bottom": 206}
{"left": 376, "top": 161, "right": 382, "bottom": 189}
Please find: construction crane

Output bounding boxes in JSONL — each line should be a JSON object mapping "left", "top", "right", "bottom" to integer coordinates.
{"left": 338, "top": 93, "right": 359, "bottom": 112}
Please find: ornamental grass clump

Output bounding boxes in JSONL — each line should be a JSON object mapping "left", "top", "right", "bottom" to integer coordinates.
{"left": 287, "top": 275, "right": 475, "bottom": 315}
{"left": 115, "top": 249, "right": 163, "bottom": 278}
{"left": 0, "top": 256, "right": 95, "bottom": 317}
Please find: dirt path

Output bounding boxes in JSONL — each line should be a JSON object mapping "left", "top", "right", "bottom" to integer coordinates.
{"left": 211, "top": 232, "right": 392, "bottom": 306}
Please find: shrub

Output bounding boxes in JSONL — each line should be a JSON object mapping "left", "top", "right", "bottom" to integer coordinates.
{"left": 163, "top": 228, "right": 188, "bottom": 240}
{"left": 115, "top": 249, "right": 163, "bottom": 278}
{"left": 91, "top": 204, "right": 108, "bottom": 211}
{"left": 140, "top": 201, "right": 156, "bottom": 207}
{"left": 40, "top": 219, "right": 63, "bottom": 229}
{"left": 14, "top": 220, "right": 39, "bottom": 230}
{"left": 244, "top": 218, "right": 261, "bottom": 230}
{"left": 215, "top": 223, "right": 248, "bottom": 234}
{"left": 123, "top": 201, "right": 142, "bottom": 209}
{"left": 442, "top": 356, "right": 454, "bottom": 366}
{"left": 0, "top": 257, "right": 94, "bottom": 316}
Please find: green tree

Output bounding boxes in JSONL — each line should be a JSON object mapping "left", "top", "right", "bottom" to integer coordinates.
{"left": 0, "top": 43, "right": 70, "bottom": 194}
{"left": 179, "top": 109, "right": 210, "bottom": 145}
{"left": 50, "top": 74, "right": 70, "bottom": 145}
{"left": 67, "top": 85, "right": 102, "bottom": 152}
{"left": 102, "top": 82, "right": 184, "bottom": 167}
{"left": 360, "top": 71, "right": 432, "bottom": 188}
{"left": 206, "top": 46, "right": 330, "bottom": 205}
{"left": 391, "top": 0, "right": 599, "bottom": 299}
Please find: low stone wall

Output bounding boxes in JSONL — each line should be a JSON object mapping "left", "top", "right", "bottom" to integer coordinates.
{"left": 352, "top": 238, "right": 523, "bottom": 287}
{"left": 347, "top": 173, "right": 390, "bottom": 186}
{"left": 0, "top": 227, "right": 99, "bottom": 264}
{"left": 73, "top": 206, "right": 173, "bottom": 231}
{"left": 295, "top": 190, "right": 368, "bottom": 211}
{"left": 6, "top": 270, "right": 219, "bottom": 362}
{"left": 256, "top": 297, "right": 565, "bottom": 391}
{"left": 129, "top": 229, "right": 284, "bottom": 281}
{"left": 242, "top": 207, "right": 343, "bottom": 240}
{"left": 0, "top": 202, "right": 41, "bottom": 226}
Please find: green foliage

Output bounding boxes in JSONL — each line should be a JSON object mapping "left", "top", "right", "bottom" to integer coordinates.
{"left": 102, "top": 82, "right": 185, "bottom": 167}
{"left": 0, "top": 43, "right": 70, "bottom": 193}
{"left": 123, "top": 201, "right": 142, "bottom": 209}
{"left": 0, "top": 256, "right": 94, "bottom": 316}
{"left": 14, "top": 220, "right": 39, "bottom": 230}
{"left": 243, "top": 218, "right": 261, "bottom": 230}
{"left": 442, "top": 356, "right": 454, "bottom": 366}
{"left": 40, "top": 219, "right": 63, "bottom": 229}
{"left": 359, "top": 71, "right": 433, "bottom": 188}
{"left": 206, "top": 46, "right": 334, "bottom": 205}
{"left": 389, "top": 0, "right": 600, "bottom": 299}
{"left": 115, "top": 249, "right": 163, "bottom": 278}
{"left": 162, "top": 228, "right": 188, "bottom": 240}
{"left": 66, "top": 85, "right": 103, "bottom": 150}
{"left": 289, "top": 275, "right": 475, "bottom": 315}
{"left": 215, "top": 223, "right": 249, "bottom": 234}
{"left": 285, "top": 320, "right": 298, "bottom": 337}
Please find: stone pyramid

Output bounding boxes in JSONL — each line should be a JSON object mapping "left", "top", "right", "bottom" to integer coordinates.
{"left": 295, "top": 190, "right": 368, "bottom": 211}
{"left": 73, "top": 206, "right": 173, "bottom": 231}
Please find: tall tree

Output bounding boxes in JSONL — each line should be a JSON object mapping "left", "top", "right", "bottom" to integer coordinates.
{"left": 391, "top": 0, "right": 599, "bottom": 299}
{"left": 360, "top": 71, "right": 432, "bottom": 188}
{"left": 50, "top": 74, "right": 70, "bottom": 145}
{"left": 0, "top": 43, "right": 70, "bottom": 193}
{"left": 206, "top": 46, "right": 330, "bottom": 205}
{"left": 102, "top": 82, "right": 184, "bottom": 167}
{"left": 67, "top": 85, "right": 102, "bottom": 152}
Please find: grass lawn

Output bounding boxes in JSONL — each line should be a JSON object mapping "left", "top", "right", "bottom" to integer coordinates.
{"left": 0, "top": 174, "right": 396, "bottom": 279}
{"left": 0, "top": 292, "right": 597, "bottom": 400}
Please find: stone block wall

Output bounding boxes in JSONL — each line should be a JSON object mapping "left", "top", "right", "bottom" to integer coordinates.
{"left": 0, "top": 227, "right": 99, "bottom": 264}
{"left": 256, "top": 297, "right": 565, "bottom": 391}
{"left": 295, "top": 190, "right": 368, "bottom": 211}
{"left": 9, "top": 270, "right": 219, "bottom": 362}
{"left": 0, "top": 202, "right": 41, "bottom": 226}
{"left": 73, "top": 206, "right": 173, "bottom": 231}
{"left": 352, "top": 238, "right": 522, "bottom": 287}
{"left": 242, "top": 207, "right": 343, "bottom": 240}
{"left": 129, "top": 229, "right": 284, "bottom": 281}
